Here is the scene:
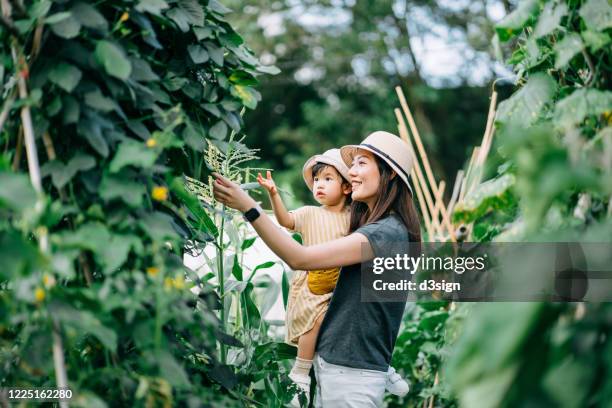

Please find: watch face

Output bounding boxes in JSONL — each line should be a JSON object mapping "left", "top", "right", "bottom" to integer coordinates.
{"left": 244, "top": 207, "right": 260, "bottom": 222}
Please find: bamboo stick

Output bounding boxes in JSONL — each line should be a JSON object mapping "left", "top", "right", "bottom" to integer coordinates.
{"left": 395, "top": 88, "right": 456, "bottom": 241}
{"left": 460, "top": 146, "right": 480, "bottom": 201}
{"left": 448, "top": 170, "right": 464, "bottom": 217}
{"left": 477, "top": 91, "right": 498, "bottom": 166}
{"left": 430, "top": 180, "right": 445, "bottom": 230}
{"left": 395, "top": 109, "right": 445, "bottom": 238}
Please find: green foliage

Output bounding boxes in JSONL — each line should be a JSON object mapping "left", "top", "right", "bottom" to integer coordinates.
{"left": 446, "top": 1, "right": 612, "bottom": 408}
{"left": 0, "top": 0, "right": 289, "bottom": 406}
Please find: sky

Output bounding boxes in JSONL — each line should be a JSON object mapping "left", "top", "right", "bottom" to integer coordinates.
{"left": 255, "top": 0, "right": 515, "bottom": 88}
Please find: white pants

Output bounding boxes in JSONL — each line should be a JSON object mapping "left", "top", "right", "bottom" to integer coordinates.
{"left": 312, "top": 354, "right": 387, "bottom": 407}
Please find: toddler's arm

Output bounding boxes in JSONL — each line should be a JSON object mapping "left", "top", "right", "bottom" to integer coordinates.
{"left": 257, "top": 171, "right": 295, "bottom": 230}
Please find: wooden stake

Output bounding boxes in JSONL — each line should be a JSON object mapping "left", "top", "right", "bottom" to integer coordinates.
{"left": 395, "top": 109, "right": 444, "bottom": 238}
{"left": 411, "top": 169, "right": 434, "bottom": 240}
{"left": 430, "top": 181, "right": 446, "bottom": 240}
{"left": 448, "top": 170, "right": 464, "bottom": 217}
{"left": 395, "top": 87, "right": 456, "bottom": 241}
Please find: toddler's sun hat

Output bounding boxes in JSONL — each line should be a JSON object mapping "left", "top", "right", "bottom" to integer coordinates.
{"left": 302, "top": 148, "right": 351, "bottom": 191}
{"left": 340, "top": 131, "right": 414, "bottom": 195}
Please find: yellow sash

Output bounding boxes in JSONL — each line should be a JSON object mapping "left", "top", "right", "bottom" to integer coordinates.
{"left": 307, "top": 267, "right": 340, "bottom": 295}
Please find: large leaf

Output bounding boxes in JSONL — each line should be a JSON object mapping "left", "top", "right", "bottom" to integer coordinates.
{"left": 187, "top": 45, "right": 209, "bottom": 64}
{"left": 136, "top": 0, "right": 169, "bottom": 15}
{"left": 94, "top": 41, "right": 132, "bottom": 80}
{"left": 40, "top": 153, "right": 95, "bottom": 189}
{"left": 52, "top": 304, "right": 118, "bottom": 352}
{"left": 71, "top": 2, "right": 108, "bottom": 31}
{"left": 534, "top": 2, "right": 567, "bottom": 38}
{"left": 50, "top": 13, "right": 81, "bottom": 38}
{"left": 495, "top": 73, "right": 557, "bottom": 127}
{"left": 553, "top": 89, "right": 612, "bottom": 130}
{"left": 158, "top": 351, "right": 191, "bottom": 388}
{"left": 453, "top": 174, "right": 516, "bottom": 223}
{"left": 579, "top": 0, "right": 612, "bottom": 31}
{"left": 99, "top": 175, "right": 145, "bottom": 207}
{"left": 109, "top": 140, "right": 158, "bottom": 173}
{"left": 495, "top": 0, "right": 539, "bottom": 42}
{"left": 48, "top": 62, "right": 82, "bottom": 92}
{"left": 554, "top": 33, "right": 583, "bottom": 69}
{"left": 0, "top": 172, "right": 37, "bottom": 210}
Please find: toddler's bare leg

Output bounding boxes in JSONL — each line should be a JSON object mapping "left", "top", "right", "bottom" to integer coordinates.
{"left": 297, "top": 313, "right": 325, "bottom": 360}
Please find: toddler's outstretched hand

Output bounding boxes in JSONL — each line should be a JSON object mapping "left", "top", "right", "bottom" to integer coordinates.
{"left": 257, "top": 170, "right": 278, "bottom": 195}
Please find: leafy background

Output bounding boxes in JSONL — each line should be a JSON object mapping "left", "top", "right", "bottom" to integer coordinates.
{"left": 1, "top": 0, "right": 611, "bottom": 407}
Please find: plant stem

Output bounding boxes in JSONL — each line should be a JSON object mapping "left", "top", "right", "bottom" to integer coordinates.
{"left": 217, "top": 205, "right": 227, "bottom": 364}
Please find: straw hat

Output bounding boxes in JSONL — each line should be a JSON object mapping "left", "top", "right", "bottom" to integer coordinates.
{"left": 340, "top": 131, "right": 414, "bottom": 195}
{"left": 302, "top": 148, "right": 351, "bottom": 191}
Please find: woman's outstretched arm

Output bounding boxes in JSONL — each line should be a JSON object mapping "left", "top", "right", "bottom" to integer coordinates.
{"left": 212, "top": 173, "right": 372, "bottom": 270}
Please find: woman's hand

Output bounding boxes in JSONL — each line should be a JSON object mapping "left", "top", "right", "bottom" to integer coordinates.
{"left": 257, "top": 170, "right": 278, "bottom": 195}
{"left": 212, "top": 173, "right": 257, "bottom": 213}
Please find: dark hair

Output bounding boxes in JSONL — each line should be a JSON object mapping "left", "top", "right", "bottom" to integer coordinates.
{"left": 312, "top": 162, "right": 352, "bottom": 205}
{"left": 348, "top": 156, "right": 421, "bottom": 242}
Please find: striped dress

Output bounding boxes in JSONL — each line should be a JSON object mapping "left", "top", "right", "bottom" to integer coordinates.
{"left": 285, "top": 205, "right": 351, "bottom": 345}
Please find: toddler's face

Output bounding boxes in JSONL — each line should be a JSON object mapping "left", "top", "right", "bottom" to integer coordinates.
{"left": 312, "top": 166, "right": 350, "bottom": 206}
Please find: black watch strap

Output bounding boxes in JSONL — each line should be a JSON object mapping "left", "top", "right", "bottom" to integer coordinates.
{"left": 243, "top": 207, "right": 261, "bottom": 223}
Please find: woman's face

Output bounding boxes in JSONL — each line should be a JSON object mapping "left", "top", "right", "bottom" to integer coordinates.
{"left": 348, "top": 149, "right": 380, "bottom": 208}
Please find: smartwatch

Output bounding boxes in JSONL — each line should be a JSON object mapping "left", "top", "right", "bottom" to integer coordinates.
{"left": 243, "top": 206, "right": 261, "bottom": 223}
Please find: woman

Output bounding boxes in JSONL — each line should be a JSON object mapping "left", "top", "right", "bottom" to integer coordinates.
{"left": 213, "top": 131, "right": 421, "bottom": 407}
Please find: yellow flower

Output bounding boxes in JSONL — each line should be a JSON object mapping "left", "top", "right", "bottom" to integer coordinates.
{"left": 119, "top": 12, "right": 129, "bottom": 23}
{"left": 42, "top": 273, "right": 56, "bottom": 288}
{"left": 35, "top": 287, "right": 45, "bottom": 303}
{"left": 146, "top": 138, "right": 157, "bottom": 148}
{"left": 164, "top": 277, "right": 174, "bottom": 291}
{"left": 152, "top": 186, "right": 169, "bottom": 201}
{"left": 173, "top": 275, "right": 185, "bottom": 290}
{"left": 147, "top": 267, "right": 159, "bottom": 277}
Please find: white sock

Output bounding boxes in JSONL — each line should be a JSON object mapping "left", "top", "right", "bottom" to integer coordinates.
{"left": 290, "top": 357, "right": 313, "bottom": 378}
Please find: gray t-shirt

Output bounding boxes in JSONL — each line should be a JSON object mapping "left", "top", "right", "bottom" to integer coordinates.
{"left": 315, "top": 214, "right": 411, "bottom": 371}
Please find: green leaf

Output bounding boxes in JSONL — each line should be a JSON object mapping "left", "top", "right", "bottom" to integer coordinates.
{"left": 94, "top": 41, "right": 132, "bottom": 80}
{"left": 71, "top": 2, "right": 108, "bottom": 31}
{"left": 41, "top": 153, "right": 95, "bottom": 189}
{"left": 166, "top": 8, "right": 191, "bottom": 32}
{"left": 193, "top": 26, "right": 213, "bottom": 40}
{"left": 30, "top": 0, "right": 52, "bottom": 19}
{"left": 579, "top": 0, "right": 612, "bottom": 31}
{"left": 0, "top": 172, "right": 37, "bottom": 211}
{"left": 495, "top": 73, "right": 556, "bottom": 126}
{"left": 229, "top": 70, "right": 258, "bottom": 86}
{"left": 48, "top": 62, "right": 82, "bottom": 93}
{"left": 533, "top": 2, "right": 567, "bottom": 38}
{"left": 209, "top": 121, "right": 227, "bottom": 140}
{"left": 187, "top": 45, "right": 209, "bottom": 64}
{"left": 136, "top": 0, "right": 169, "bottom": 15}
{"left": 109, "top": 140, "right": 158, "bottom": 173}
{"left": 62, "top": 95, "right": 80, "bottom": 124}
{"left": 241, "top": 237, "right": 257, "bottom": 250}
{"left": 581, "top": 30, "right": 611, "bottom": 52}
{"left": 247, "top": 261, "right": 276, "bottom": 283}
{"left": 85, "top": 90, "right": 117, "bottom": 112}
{"left": 139, "top": 212, "right": 180, "bottom": 241}
{"left": 282, "top": 269, "right": 289, "bottom": 310}
{"left": 177, "top": 0, "right": 205, "bottom": 26}
{"left": 50, "top": 14, "right": 81, "bottom": 38}
{"left": 77, "top": 119, "right": 109, "bottom": 157}
{"left": 208, "top": 0, "right": 232, "bottom": 15}
{"left": 158, "top": 352, "right": 191, "bottom": 388}
{"left": 130, "top": 57, "right": 159, "bottom": 81}
{"left": 554, "top": 33, "right": 583, "bottom": 69}
{"left": 553, "top": 89, "right": 612, "bottom": 130}
{"left": 206, "top": 43, "right": 224, "bottom": 66}
{"left": 453, "top": 174, "right": 516, "bottom": 223}
{"left": 53, "top": 305, "right": 117, "bottom": 352}
{"left": 170, "top": 177, "right": 218, "bottom": 237}
{"left": 45, "top": 12, "right": 71, "bottom": 25}
{"left": 256, "top": 65, "right": 281, "bottom": 75}
{"left": 495, "top": 0, "right": 538, "bottom": 42}
{"left": 101, "top": 234, "right": 142, "bottom": 273}
{"left": 230, "top": 85, "right": 260, "bottom": 109}
{"left": 99, "top": 175, "right": 145, "bottom": 207}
